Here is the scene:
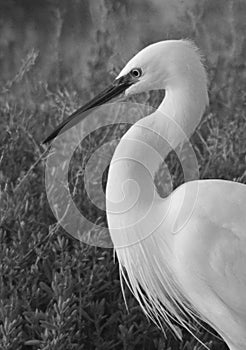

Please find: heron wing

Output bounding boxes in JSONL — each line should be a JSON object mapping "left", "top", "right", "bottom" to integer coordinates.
{"left": 171, "top": 179, "right": 246, "bottom": 341}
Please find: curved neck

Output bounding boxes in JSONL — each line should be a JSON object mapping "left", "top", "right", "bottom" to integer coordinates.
{"left": 106, "top": 79, "right": 207, "bottom": 247}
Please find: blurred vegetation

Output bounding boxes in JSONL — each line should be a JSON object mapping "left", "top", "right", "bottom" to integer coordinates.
{"left": 0, "top": 0, "right": 246, "bottom": 349}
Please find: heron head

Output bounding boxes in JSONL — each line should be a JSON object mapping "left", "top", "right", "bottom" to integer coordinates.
{"left": 43, "top": 40, "right": 207, "bottom": 144}
{"left": 117, "top": 39, "right": 208, "bottom": 96}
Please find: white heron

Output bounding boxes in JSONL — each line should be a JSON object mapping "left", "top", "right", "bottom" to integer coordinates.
{"left": 43, "top": 40, "right": 246, "bottom": 350}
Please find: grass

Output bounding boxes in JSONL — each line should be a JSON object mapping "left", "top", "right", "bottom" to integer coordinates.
{"left": 1, "top": 1, "right": 246, "bottom": 349}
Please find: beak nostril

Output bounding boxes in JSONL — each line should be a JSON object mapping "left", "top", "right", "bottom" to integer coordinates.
{"left": 114, "top": 76, "right": 124, "bottom": 86}
{"left": 114, "top": 71, "right": 136, "bottom": 87}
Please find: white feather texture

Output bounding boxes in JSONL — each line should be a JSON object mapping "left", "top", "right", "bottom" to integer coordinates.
{"left": 106, "top": 40, "right": 246, "bottom": 350}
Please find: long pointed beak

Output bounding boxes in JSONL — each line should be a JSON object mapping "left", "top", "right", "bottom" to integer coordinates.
{"left": 42, "top": 75, "right": 133, "bottom": 144}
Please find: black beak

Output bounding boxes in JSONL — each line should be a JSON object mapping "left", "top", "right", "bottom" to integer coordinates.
{"left": 42, "top": 74, "right": 133, "bottom": 144}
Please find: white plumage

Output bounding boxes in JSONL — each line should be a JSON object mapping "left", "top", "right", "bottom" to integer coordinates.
{"left": 106, "top": 40, "right": 246, "bottom": 350}
{"left": 44, "top": 40, "right": 246, "bottom": 350}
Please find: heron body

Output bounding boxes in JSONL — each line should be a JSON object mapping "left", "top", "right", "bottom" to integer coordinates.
{"left": 44, "top": 40, "right": 246, "bottom": 349}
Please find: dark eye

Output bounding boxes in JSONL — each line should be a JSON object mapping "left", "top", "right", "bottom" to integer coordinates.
{"left": 130, "top": 68, "right": 142, "bottom": 78}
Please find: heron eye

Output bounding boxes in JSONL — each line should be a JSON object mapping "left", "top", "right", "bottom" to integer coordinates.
{"left": 130, "top": 68, "right": 142, "bottom": 78}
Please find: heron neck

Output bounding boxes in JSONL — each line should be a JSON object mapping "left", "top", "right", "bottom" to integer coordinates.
{"left": 159, "top": 79, "right": 207, "bottom": 138}
{"left": 106, "top": 82, "right": 206, "bottom": 247}
{"left": 107, "top": 81, "right": 205, "bottom": 195}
